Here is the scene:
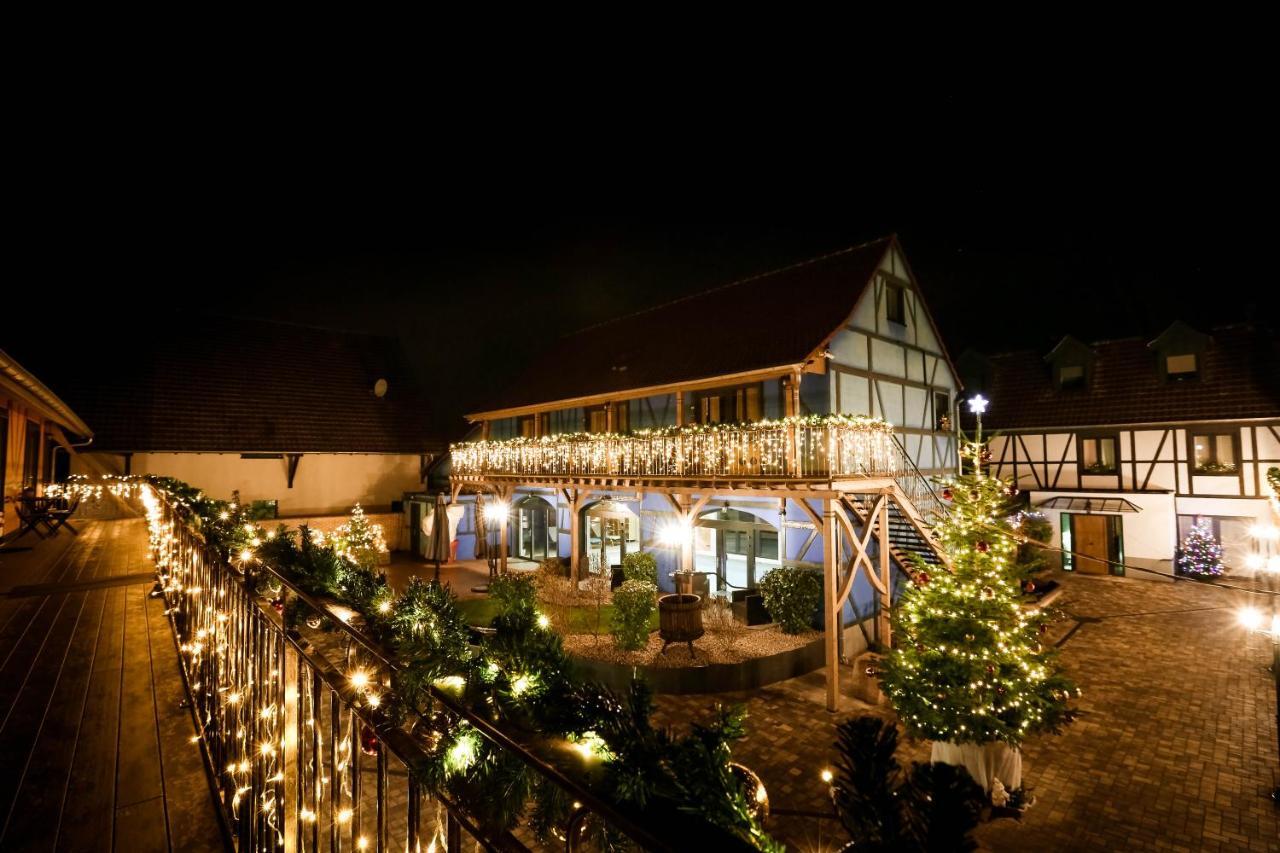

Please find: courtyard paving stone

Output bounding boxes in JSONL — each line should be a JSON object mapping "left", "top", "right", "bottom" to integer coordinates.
{"left": 653, "top": 570, "right": 1280, "bottom": 851}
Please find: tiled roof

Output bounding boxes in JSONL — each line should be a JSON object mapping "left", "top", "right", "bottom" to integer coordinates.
{"left": 51, "top": 316, "right": 442, "bottom": 453}
{"left": 962, "top": 324, "right": 1279, "bottom": 431}
{"left": 476, "top": 236, "right": 898, "bottom": 413}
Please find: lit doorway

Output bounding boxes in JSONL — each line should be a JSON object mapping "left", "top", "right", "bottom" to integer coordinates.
{"left": 1062, "top": 512, "right": 1124, "bottom": 575}
{"left": 515, "top": 495, "right": 558, "bottom": 562}
{"left": 694, "top": 508, "right": 780, "bottom": 594}
{"left": 583, "top": 501, "right": 639, "bottom": 570}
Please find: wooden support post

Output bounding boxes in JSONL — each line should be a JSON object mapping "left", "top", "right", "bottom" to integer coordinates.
{"left": 498, "top": 492, "right": 509, "bottom": 576}
{"left": 877, "top": 494, "right": 892, "bottom": 646}
{"left": 606, "top": 401, "right": 615, "bottom": 432}
{"left": 823, "top": 499, "right": 839, "bottom": 712}
{"left": 567, "top": 489, "right": 581, "bottom": 584}
{"left": 675, "top": 390, "right": 685, "bottom": 426}
{"left": 678, "top": 494, "right": 693, "bottom": 574}
{"left": 778, "top": 498, "right": 787, "bottom": 566}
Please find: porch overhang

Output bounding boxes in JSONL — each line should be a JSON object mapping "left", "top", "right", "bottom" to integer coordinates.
{"left": 1037, "top": 496, "right": 1142, "bottom": 513}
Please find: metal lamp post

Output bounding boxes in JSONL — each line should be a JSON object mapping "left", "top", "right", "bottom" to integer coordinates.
{"left": 1240, "top": 521, "right": 1280, "bottom": 804}
{"left": 967, "top": 394, "right": 989, "bottom": 474}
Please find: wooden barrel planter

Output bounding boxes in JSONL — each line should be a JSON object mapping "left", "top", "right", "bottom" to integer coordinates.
{"left": 658, "top": 593, "right": 704, "bottom": 656}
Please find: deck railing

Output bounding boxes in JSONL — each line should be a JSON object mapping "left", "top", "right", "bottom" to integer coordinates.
{"left": 451, "top": 415, "right": 901, "bottom": 482}
{"left": 138, "top": 483, "right": 750, "bottom": 853}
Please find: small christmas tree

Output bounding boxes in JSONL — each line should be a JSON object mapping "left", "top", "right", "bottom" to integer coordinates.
{"left": 877, "top": 440, "right": 1076, "bottom": 788}
{"left": 1176, "top": 521, "right": 1224, "bottom": 579}
{"left": 334, "top": 503, "right": 387, "bottom": 570}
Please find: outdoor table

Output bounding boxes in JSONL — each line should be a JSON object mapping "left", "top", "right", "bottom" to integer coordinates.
{"left": 10, "top": 494, "right": 79, "bottom": 541}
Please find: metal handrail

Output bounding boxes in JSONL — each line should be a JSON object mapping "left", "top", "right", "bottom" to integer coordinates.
{"left": 152, "top": 488, "right": 755, "bottom": 853}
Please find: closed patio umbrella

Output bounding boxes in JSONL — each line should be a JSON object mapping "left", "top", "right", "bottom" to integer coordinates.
{"left": 427, "top": 492, "right": 452, "bottom": 582}
{"left": 472, "top": 494, "right": 488, "bottom": 560}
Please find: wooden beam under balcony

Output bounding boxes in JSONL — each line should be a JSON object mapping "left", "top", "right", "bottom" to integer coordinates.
{"left": 449, "top": 473, "right": 900, "bottom": 499}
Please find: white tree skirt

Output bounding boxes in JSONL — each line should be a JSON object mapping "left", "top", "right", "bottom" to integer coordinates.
{"left": 931, "top": 740, "right": 1022, "bottom": 792}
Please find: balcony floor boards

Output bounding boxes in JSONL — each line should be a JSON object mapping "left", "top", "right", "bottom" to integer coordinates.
{"left": 0, "top": 519, "right": 226, "bottom": 852}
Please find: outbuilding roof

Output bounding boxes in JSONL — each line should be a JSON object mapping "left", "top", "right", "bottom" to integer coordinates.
{"left": 46, "top": 315, "right": 442, "bottom": 454}
{"left": 961, "top": 324, "right": 1279, "bottom": 431}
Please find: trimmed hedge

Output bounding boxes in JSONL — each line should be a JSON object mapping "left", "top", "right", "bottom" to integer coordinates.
{"left": 758, "top": 567, "right": 821, "bottom": 634}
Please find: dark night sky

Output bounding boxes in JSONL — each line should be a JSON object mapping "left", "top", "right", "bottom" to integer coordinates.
{"left": 6, "top": 77, "right": 1274, "bottom": 439}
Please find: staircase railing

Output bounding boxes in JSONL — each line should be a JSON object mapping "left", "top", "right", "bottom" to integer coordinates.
{"left": 889, "top": 436, "right": 948, "bottom": 525}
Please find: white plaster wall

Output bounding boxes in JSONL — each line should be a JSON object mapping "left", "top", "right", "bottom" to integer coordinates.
{"left": 73, "top": 451, "right": 422, "bottom": 516}
{"left": 1032, "top": 490, "right": 1178, "bottom": 562}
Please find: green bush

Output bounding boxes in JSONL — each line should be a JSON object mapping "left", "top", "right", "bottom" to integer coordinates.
{"left": 621, "top": 551, "right": 658, "bottom": 586}
{"left": 611, "top": 580, "right": 657, "bottom": 650}
{"left": 758, "top": 567, "right": 821, "bottom": 634}
{"left": 489, "top": 572, "right": 538, "bottom": 624}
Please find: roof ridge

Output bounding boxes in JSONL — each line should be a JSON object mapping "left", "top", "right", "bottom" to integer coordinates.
{"left": 563, "top": 235, "right": 895, "bottom": 338}
{"left": 195, "top": 310, "right": 394, "bottom": 341}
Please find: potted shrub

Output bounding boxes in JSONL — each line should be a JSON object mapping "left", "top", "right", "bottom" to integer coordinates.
{"left": 757, "top": 566, "right": 821, "bottom": 634}
{"left": 611, "top": 580, "right": 656, "bottom": 651}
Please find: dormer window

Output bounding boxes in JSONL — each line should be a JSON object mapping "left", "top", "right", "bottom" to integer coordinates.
{"left": 1045, "top": 335, "right": 1095, "bottom": 391}
{"left": 885, "top": 284, "right": 906, "bottom": 325}
{"left": 1058, "top": 364, "right": 1086, "bottom": 390}
{"left": 1149, "top": 321, "right": 1208, "bottom": 383}
{"left": 1165, "top": 353, "right": 1198, "bottom": 380}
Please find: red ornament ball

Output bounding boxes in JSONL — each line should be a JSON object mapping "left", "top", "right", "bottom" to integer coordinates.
{"left": 360, "top": 724, "right": 380, "bottom": 756}
{"left": 941, "top": 488, "right": 954, "bottom": 501}
{"left": 271, "top": 597, "right": 284, "bottom": 613}
{"left": 914, "top": 571, "right": 931, "bottom": 587}
{"left": 976, "top": 540, "right": 990, "bottom": 553}
{"left": 985, "top": 664, "right": 995, "bottom": 676}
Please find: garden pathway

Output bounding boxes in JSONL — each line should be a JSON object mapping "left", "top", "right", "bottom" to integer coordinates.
{"left": 654, "top": 570, "right": 1280, "bottom": 852}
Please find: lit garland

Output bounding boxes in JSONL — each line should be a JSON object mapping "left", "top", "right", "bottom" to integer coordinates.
{"left": 877, "top": 440, "right": 1078, "bottom": 746}
{"left": 130, "top": 474, "right": 780, "bottom": 850}
{"left": 450, "top": 413, "right": 899, "bottom": 480}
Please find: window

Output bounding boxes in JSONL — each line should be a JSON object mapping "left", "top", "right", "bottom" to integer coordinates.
{"left": 695, "top": 384, "right": 763, "bottom": 424}
{"left": 1192, "top": 432, "right": 1237, "bottom": 474}
{"left": 1079, "top": 435, "right": 1118, "bottom": 474}
{"left": 1058, "top": 364, "right": 1086, "bottom": 390}
{"left": 1166, "top": 353, "right": 1198, "bottom": 379}
{"left": 934, "top": 392, "right": 951, "bottom": 430}
{"left": 885, "top": 284, "right": 906, "bottom": 324}
{"left": 585, "top": 406, "right": 608, "bottom": 433}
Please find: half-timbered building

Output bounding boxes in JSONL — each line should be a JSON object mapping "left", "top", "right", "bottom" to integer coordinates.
{"left": 962, "top": 322, "right": 1280, "bottom": 575}
{"left": 447, "top": 236, "right": 959, "bottom": 708}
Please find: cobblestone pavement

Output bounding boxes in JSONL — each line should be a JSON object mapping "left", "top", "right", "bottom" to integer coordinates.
{"left": 653, "top": 571, "right": 1280, "bottom": 852}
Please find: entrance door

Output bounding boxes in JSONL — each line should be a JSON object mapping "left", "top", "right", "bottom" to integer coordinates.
{"left": 516, "top": 497, "right": 557, "bottom": 562}
{"left": 1073, "top": 514, "right": 1110, "bottom": 574}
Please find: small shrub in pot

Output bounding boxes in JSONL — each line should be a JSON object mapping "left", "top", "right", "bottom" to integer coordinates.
{"left": 758, "top": 567, "right": 821, "bottom": 634}
{"left": 621, "top": 551, "right": 659, "bottom": 586}
{"left": 611, "top": 580, "right": 657, "bottom": 650}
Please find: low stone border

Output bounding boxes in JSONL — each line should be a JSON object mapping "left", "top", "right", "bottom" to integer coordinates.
{"left": 569, "top": 636, "right": 825, "bottom": 694}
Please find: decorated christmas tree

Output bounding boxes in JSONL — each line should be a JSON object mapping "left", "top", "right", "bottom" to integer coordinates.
{"left": 877, "top": 440, "right": 1076, "bottom": 792}
{"left": 334, "top": 503, "right": 387, "bottom": 569}
{"left": 1176, "top": 521, "right": 1224, "bottom": 579}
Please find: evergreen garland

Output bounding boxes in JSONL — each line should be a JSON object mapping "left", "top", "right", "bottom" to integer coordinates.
{"left": 145, "top": 475, "right": 776, "bottom": 849}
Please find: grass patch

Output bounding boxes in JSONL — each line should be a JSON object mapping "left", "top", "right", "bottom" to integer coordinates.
{"left": 456, "top": 597, "right": 660, "bottom": 632}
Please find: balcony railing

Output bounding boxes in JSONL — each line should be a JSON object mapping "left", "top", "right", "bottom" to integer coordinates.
{"left": 451, "top": 415, "right": 902, "bottom": 482}
{"left": 134, "top": 481, "right": 754, "bottom": 853}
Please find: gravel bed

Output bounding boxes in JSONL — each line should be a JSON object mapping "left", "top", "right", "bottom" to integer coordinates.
{"left": 563, "top": 625, "right": 818, "bottom": 668}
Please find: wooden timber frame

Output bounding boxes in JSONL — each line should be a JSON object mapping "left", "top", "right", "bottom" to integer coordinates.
{"left": 451, "top": 472, "right": 942, "bottom": 712}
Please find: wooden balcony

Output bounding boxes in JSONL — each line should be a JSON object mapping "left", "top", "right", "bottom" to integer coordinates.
{"left": 450, "top": 415, "right": 906, "bottom": 493}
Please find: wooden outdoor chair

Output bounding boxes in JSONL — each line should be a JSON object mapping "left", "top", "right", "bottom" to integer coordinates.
{"left": 44, "top": 492, "right": 80, "bottom": 537}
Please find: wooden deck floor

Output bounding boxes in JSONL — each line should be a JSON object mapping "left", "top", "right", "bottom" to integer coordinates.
{"left": 0, "top": 520, "right": 226, "bottom": 852}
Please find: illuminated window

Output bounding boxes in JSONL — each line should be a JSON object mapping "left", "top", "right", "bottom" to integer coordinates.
{"left": 1079, "top": 435, "right": 1117, "bottom": 474}
{"left": 1192, "top": 433, "right": 1236, "bottom": 474}
{"left": 886, "top": 285, "right": 906, "bottom": 324}
{"left": 1166, "top": 353, "right": 1198, "bottom": 379}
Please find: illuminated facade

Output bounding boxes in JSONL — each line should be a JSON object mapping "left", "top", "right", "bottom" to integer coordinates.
{"left": 448, "top": 236, "right": 960, "bottom": 707}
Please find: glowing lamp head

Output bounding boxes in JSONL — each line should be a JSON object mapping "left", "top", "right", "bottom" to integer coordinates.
{"left": 967, "top": 394, "right": 989, "bottom": 415}
{"left": 820, "top": 768, "right": 834, "bottom": 784}
{"left": 377, "top": 600, "right": 393, "bottom": 614}
{"left": 658, "top": 520, "right": 692, "bottom": 547}
{"left": 1238, "top": 606, "right": 1265, "bottom": 632}
{"left": 485, "top": 500, "right": 510, "bottom": 524}
{"left": 536, "top": 612, "right": 550, "bottom": 629}
{"left": 239, "top": 548, "right": 254, "bottom": 563}
{"left": 349, "top": 669, "right": 371, "bottom": 691}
